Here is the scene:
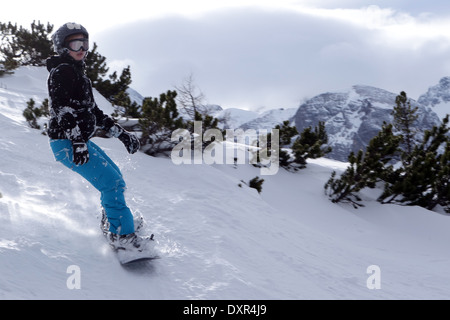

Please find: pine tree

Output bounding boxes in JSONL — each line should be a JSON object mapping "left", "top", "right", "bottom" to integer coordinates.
{"left": 325, "top": 122, "right": 401, "bottom": 208}
{"left": 185, "top": 110, "right": 221, "bottom": 152}
{"left": 111, "top": 91, "right": 141, "bottom": 119}
{"left": 139, "top": 90, "right": 185, "bottom": 156}
{"left": 85, "top": 45, "right": 136, "bottom": 120}
{"left": 1, "top": 22, "right": 22, "bottom": 74}
{"left": 23, "top": 98, "right": 49, "bottom": 130}
{"left": 23, "top": 98, "right": 40, "bottom": 129}
{"left": 324, "top": 152, "right": 364, "bottom": 208}
{"left": 85, "top": 44, "right": 135, "bottom": 117}
{"left": 276, "top": 120, "right": 298, "bottom": 146}
{"left": 379, "top": 115, "right": 450, "bottom": 210}
{"left": 18, "top": 21, "right": 54, "bottom": 66}
{"left": 266, "top": 121, "right": 297, "bottom": 169}
{"left": 271, "top": 121, "right": 331, "bottom": 170}
{"left": 391, "top": 91, "right": 419, "bottom": 164}
{"left": 0, "top": 21, "right": 53, "bottom": 71}
{"left": 85, "top": 43, "right": 109, "bottom": 87}
{"left": 435, "top": 140, "right": 450, "bottom": 212}
{"left": 248, "top": 176, "right": 264, "bottom": 194}
{"left": 292, "top": 121, "right": 331, "bottom": 169}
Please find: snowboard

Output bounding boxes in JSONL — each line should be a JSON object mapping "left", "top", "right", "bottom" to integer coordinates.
{"left": 115, "top": 234, "right": 160, "bottom": 265}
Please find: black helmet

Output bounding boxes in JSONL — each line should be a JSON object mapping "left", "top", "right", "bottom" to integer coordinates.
{"left": 52, "top": 22, "right": 89, "bottom": 55}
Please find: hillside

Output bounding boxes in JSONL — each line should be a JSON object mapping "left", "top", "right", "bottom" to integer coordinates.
{"left": 1, "top": 67, "right": 450, "bottom": 300}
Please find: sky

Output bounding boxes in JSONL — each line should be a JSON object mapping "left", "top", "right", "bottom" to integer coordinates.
{"left": 3, "top": 0, "right": 450, "bottom": 111}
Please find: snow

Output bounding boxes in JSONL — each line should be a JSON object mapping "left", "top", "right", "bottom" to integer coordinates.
{"left": 215, "top": 107, "right": 259, "bottom": 128}
{"left": 2, "top": 67, "right": 450, "bottom": 300}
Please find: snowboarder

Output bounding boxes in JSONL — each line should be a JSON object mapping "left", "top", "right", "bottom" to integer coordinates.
{"left": 46, "top": 22, "right": 152, "bottom": 254}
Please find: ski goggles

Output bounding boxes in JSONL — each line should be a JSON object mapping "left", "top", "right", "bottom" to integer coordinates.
{"left": 66, "top": 38, "right": 89, "bottom": 52}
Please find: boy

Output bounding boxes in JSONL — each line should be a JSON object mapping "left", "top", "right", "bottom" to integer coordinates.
{"left": 47, "top": 22, "right": 152, "bottom": 254}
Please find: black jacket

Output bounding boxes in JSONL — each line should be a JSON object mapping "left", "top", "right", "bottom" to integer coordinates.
{"left": 46, "top": 55, "right": 114, "bottom": 143}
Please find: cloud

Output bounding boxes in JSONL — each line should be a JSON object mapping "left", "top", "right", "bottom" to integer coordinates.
{"left": 95, "top": 6, "right": 450, "bottom": 110}
{"left": 299, "top": 0, "right": 450, "bottom": 17}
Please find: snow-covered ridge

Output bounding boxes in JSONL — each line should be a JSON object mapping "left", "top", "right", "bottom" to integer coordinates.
{"left": 2, "top": 67, "right": 450, "bottom": 299}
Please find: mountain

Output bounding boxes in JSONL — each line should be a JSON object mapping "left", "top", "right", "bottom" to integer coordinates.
{"left": 238, "top": 108, "right": 297, "bottom": 130}
{"left": 213, "top": 107, "right": 297, "bottom": 131}
{"left": 214, "top": 107, "right": 260, "bottom": 129}
{"left": 209, "top": 83, "right": 446, "bottom": 163}
{"left": 418, "top": 76, "right": 450, "bottom": 119}
{"left": 3, "top": 67, "right": 450, "bottom": 300}
{"left": 292, "top": 85, "right": 442, "bottom": 161}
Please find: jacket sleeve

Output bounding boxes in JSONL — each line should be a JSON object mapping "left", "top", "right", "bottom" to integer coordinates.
{"left": 48, "top": 65, "right": 85, "bottom": 143}
{"left": 90, "top": 90, "right": 115, "bottom": 133}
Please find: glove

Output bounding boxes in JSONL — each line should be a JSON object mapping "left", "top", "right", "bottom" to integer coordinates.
{"left": 103, "top": 117, "right": 115, "bottom": 132}
{"left": 118, "top": 130, "right": 140, "bottom": 154}
{"left": 109, "top": 124, "right": 140, "bottom": 154}
{"left": 73, "top": 142, "right": 89, "bottom": 165}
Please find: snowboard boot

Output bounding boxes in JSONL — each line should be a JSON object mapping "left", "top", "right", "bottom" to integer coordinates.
{"left": 106, "top": 232, "right": 157, "bottom": 264}
{"left": 108, "top": 232, "right": 155, "bottom": 252}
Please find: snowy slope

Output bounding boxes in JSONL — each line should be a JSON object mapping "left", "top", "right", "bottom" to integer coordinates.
{"left": 2, "top": 67, "right": 450, "bottom": 300}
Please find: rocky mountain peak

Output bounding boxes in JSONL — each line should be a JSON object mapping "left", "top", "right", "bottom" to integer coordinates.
{"left": 418, "top": 76, "right": 450, "bottom": 107}
{"left": 293, "top": 84, "right": 441, "bottom": 161}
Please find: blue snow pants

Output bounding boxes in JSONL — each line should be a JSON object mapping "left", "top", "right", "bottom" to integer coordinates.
{"left": 50, "top": 139, "right": 135, "bottom": 235}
